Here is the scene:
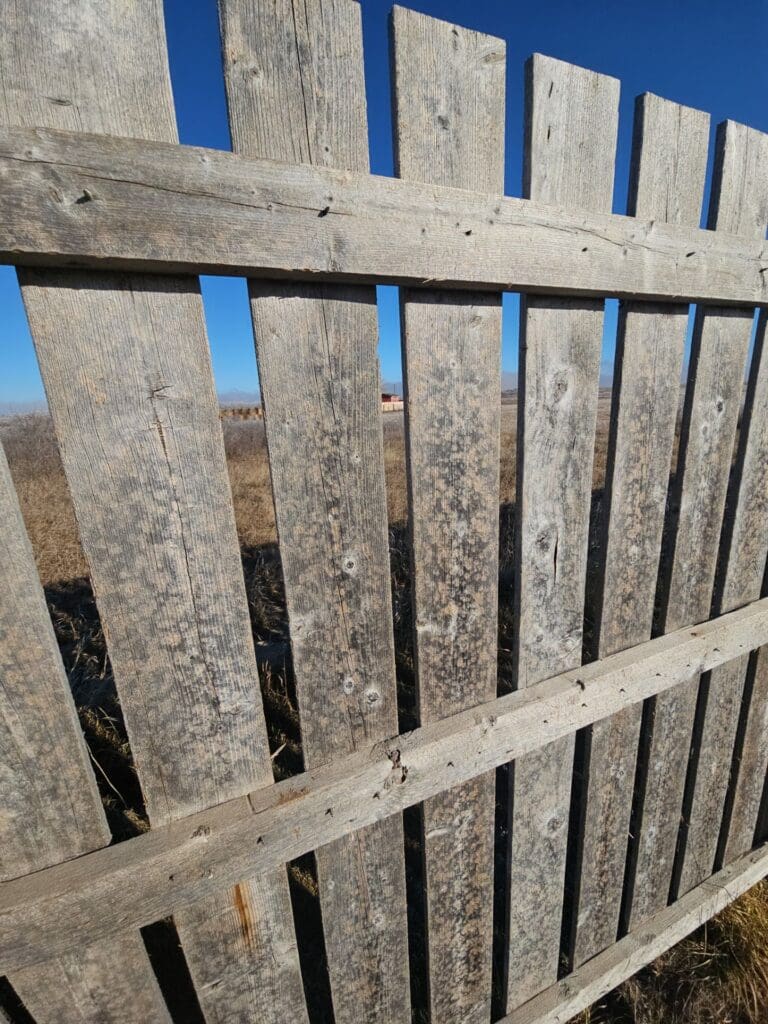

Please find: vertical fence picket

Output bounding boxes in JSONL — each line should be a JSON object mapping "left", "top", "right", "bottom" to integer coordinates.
{"left": 391, "top": 7, "right": 504, "bottom": 1021}
{"left": 726, "top": 600, "right": 768, "bottom": 859}
{"left": 0, "top": 445, "right": 170, "bottom": 1024}
{"left": 632, "top": 121, "right": 768, "bottom": 918}
{"left": 505, "top": 55, "right": 619, "bottom": 1010}
{"left": 720, "top": 309, "right": 768, "bottom": 865}
{"left": 218, "top": 1, "right": 411, "bottom": 1020}
{"left": 572, "top": 94, "right": 709, "bottom": 963}
{"left": 2, "top": 1, "right": 308, "bottom": 1021}
{"left": 0, "top": 444, "right": 108, "bottom": 884}
{"left": 678, "top": 128, "right": 768, "bottom": 886}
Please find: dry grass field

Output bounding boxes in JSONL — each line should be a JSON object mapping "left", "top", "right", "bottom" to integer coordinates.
{"left": 2, "top": 398, "right": 767, "bottom": 1024}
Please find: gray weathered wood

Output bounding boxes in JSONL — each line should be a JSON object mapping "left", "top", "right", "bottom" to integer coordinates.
{"left": 4, "top": 125, "right": 768, "bottom": 306}
{"left": 573, "top": 95, "right": 708, "bottom": 964}
{"left": 0, "top": 443, "right": 170, "bottom": 1023}
{"left": 3, "top": 597, "right": 767, "bottom": 978}
{"left": 0, "top": 4, "right": 175, "bottom": 1020}
{"left": 726, "top": 631, "right": 768, "bottom": 861}
{"left": 0, "top": 443, "right": 108, "bottom": 878}
{"left": 633, "top": 120, "right": 768, "bottom": 921}
{"left": 220, "top": 1, "right": 410, "bottom": 1019}
{"left": 392, "top": 8, "right": 504, "bottom": 1021}
{"left": 1, "top": 1, "right": 307, "bottom": 1020}
{"left": 10, "top": 932, "right": 172, "bottom": 1024}
{"left": 504, "top": 841, "right": 768, "bottom": 1024}
{"left": 507, "top": 54, "right": 619, "bottom": 1009}
{"left": 681, "top": 298, "right": 768, "bottom": 889}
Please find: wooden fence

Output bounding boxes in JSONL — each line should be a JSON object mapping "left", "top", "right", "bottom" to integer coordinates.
{"left": 2, "top": 1, "right": 768, "bottom": 1022}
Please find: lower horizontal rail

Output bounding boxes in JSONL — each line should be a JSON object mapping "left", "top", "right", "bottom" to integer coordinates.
{"left": 1, "top": 598, "right": 768, "bottom": 974}
{"left": 506, "top": 841, "right": 768, "bottom": 1024}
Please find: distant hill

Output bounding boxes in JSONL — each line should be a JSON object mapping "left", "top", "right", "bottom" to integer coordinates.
{"left": 0, "top": 400, "right": 48, "bottom": 416}
{"left": 386, "top": 363, "right": 613, "bottom": 396}
{"left": 219, "top": 388, "right": 260, "bottom": 406}
{"left": 2, "top": 364, "right": 618, "bottom": 420}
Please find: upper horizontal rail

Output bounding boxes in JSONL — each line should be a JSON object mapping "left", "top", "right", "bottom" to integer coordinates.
{"left": 1, "top": 126, "right": 767, "bottom": 305}
{"left": 1, "top": 596, "right": 767, "bottom": 975}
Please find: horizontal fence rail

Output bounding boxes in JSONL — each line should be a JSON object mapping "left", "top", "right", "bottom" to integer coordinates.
{"left": 2, "top": 597, "right": 768, "bottom": 976}
{"left": 2, "top": 126, "right": 768, "bottom": 305}
{"left": 3, "top": 2, "right": 768, "bottom": 1022}
{"left": 504, "top": 842, "right": 768, "bottom": 1024}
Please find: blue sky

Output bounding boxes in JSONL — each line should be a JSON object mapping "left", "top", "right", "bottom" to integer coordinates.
{"left": 3, "top": 0, "right": 768, "bottom": 403}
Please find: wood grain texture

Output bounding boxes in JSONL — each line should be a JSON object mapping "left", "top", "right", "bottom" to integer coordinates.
{"left": 5, "top": 125, "right": 768, "bottom": 305}
{"left": 0, "top": 443, "right": 108, "bottom": 879}
{"left": 1, "top": 2, "right": 307, "bottom": 1020}
{"left": 633, "top": 120, "right": 768, "bottom": 920}
{"left": 392, "top": 8, "right": 504, "bottom": 1021}
{"left": 504, "top": 841, "right": 768, "bottom": 1024}
{"left": 507, "top": 54, "right": 619, "bottom": 1009}
{"left": 22, "top": 271, "right": 273, "bottom": 816}
{"left": 1, "top": 443, "right": 169, "bottom": 1023}
{"left": 573, "top": 95, "right": 708, "bottom": 963}
{"left": 10, "top": 932, "right": 171, "bottom": 1024}
{"left": 0, "top": 3, "right": 177, "bottom": 1019}
{"left": 220, "top": 1, "right": 410, "bottom": 1019}
{"left": 681, "top": 301, "right": 768, "bottom": 889}
{"left": 3, "top": 596, "right": 768, "bottom": 976}
{"left": 726, "top": 638, "right": 768, "bottom": 861}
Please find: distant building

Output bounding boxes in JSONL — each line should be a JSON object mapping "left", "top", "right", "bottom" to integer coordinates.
{"left": 220, "top": 404, "right": 262, "bottom": 420}
{"left": 381, "top": 392, "right": 404, "bottom": 413}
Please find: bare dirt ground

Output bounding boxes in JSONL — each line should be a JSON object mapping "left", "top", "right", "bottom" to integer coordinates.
{"left": 2, "top": 398, "right": 766, "bottom": 1024}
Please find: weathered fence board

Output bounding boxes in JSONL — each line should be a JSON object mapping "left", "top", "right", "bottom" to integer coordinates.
{"left": 220, "top": 1, "right": 410, "bottom": 1019}
{"left": 2, "top": 1, "right": 307, "bottom": 1021}
{"left": 633, "top": 120, "right": 768, "bottom": 922}
{"left": 507, "top": 54, "right": 619, "bottom": 1009}
{"left": 572, "top": 94, "right": 709, "bottom": 962}
{"left": 0, "top": 447, "right": 108, "bottom": 878}
{"left": 3, "top": 598, "right": 767, "bottom": 977}
{"left": 0, "top": 444, "right": 170, "bottom": 1023}
{"left": 726, "top": 622, "right": 768, "bottom": 861}
{"left": 5, "top": 126, "right": 768, "bottom": 306}
{"left": 680, "top": 152, "right": 768, "bottom": 889}
{"left": 506, "top": 841, "right": 768, "bottom": 1024}
{"left": 0, "top": 4, "right": 183, "bottom": 1021}
{"left": 392, "top": 7, "right": 504, "bottom": 1021}
{"left": 3, "top": 7, "right": 768, "bottom": 1021}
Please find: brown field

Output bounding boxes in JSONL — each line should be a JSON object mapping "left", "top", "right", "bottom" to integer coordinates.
{"left": 2, "top": 398, "right": 766, "bottom": 1024}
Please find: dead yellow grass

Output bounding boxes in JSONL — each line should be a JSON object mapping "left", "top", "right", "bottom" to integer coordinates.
{"left": 1, "top": 400, "right": 614, "bottom": 587}
{"left": 582, "top": 881, "right": 768, "bottom": 1024}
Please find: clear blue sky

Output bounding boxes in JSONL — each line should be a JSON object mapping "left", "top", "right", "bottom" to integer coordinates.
{"left": 3, "top": 0, "right": 768, "bottom": 404}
